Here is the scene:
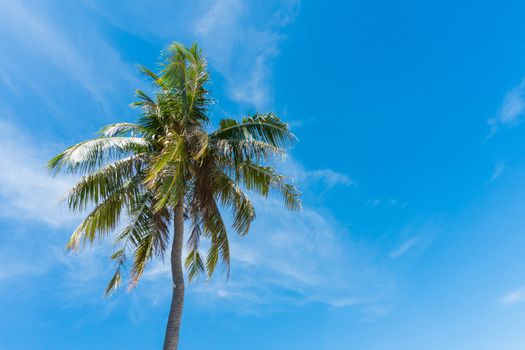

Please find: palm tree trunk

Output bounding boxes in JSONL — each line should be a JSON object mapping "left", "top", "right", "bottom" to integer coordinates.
{"left": 163, "top": 198, "right": 185, "bottom": 350}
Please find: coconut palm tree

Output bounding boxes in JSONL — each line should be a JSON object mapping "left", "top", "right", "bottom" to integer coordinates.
{"left": 48, "top": 42, "right": 300, "bottom": 349}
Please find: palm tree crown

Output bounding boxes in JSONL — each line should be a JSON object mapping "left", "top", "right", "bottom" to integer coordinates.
{"left": 48, "top": 42, "right": 301, "bottom": 295}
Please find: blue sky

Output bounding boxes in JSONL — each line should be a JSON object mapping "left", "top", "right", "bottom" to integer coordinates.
{"left": 2, "top": 0, "right": 525, "bottom": 348}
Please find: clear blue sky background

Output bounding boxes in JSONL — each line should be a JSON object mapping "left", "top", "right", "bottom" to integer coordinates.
{"left": 2, "top": 0, "right": 525, "bottom": 349}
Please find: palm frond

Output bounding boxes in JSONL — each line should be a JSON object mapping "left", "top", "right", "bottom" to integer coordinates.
{"left": 66, "top": 176, "right": 141, "bottom": 251}
{"left": 64, "top": 156, "right": 141, "bottom": 212}
{"left": 48, "top": 137, "right": 150, "bottom": 175}
{"left": 113, "top": 193, "right": 171, "bottom": 290}
{"left": 185, "top": 248, "right": 205, "bottom": 282}
{"left": 105, "top": 248, "right": 125, "bottom": 296}
{"left": 229, "top": 161, "right": 301, "bottom": 211}
{"left": 216, "top": 173, "right": 256, "bottom": 236}
{"left": 211, "top": 113, "right": 297, "bottom": 149}
{"left": 146, "top": 135, "right": 187, "bottom": 211}
{"left": 202, "top": 198, "right": 230, "bottom": 278}
{"left": 99, "top": 123, "right": 144, "bottom": 137}
{"left": 214, "top": 139, "right": 285, "bottom": 164}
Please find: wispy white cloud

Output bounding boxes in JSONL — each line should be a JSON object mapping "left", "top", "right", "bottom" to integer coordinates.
{"left": 306, "top": 169, "right": 355, "bottom": 187}
{"left": 389, "top": 237, "right": 418, "bottom": 258}
{"left": 387, "top": 217, "right": 445, "bottom": 259}
{"left": 193, "top": 0, "right": 300, "bottom": 109}
{"left": 367, "top": 198, "right": 407, "bottom": 209}
{"left": 490, "top": 162, "right": 505, "bottom": 181}
{"left": 84, "top": 0, "right": 300, "bottom": 110}
{"left": 283, "top": 158, "right": 355, "bottom": 189}
{"left": 0, "top": 118, "right": 75, "bottom": 227}
{"left": 498, "top": 81, "right": 525, "bottom": 125}
{"left": 0, "top": 0, "right": 139, "bottom": 110}
{"left": 489, "top": 80, "right": 525, "bottom": 135}
{"left": 0, "top": 258, "right": 46, "bottom": 283}
{"left": 500, "top": 286, "right": 525, "bottom": 307}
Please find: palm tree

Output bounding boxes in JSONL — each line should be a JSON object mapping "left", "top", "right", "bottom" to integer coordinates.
{"left": 48, "top": 42, "right": 300, "bottom": 349}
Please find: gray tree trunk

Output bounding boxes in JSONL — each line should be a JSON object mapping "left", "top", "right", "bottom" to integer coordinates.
{"left": 163, "top": 199, "right": 185, "bottom": 350}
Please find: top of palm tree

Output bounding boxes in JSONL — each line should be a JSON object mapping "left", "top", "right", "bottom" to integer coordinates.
{"left": 48, "top": 42, "right": 301, "bottom": 295}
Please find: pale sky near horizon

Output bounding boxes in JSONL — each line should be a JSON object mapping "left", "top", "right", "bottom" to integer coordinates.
{"left": 2, "top": 0, "right": 525, "bottom": 349}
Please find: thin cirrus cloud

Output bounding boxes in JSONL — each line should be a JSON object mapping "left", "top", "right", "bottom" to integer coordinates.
{"left": 387, "top": 217, "right": 445, "bottom": 259}
{"left": 85, "top": 0, "right": 300, "bottom": 110}
{"left": 490, "top": 162, "right": 505, "bottom": 181}
{"left": 0, "top": 0, "right": 139, "bottom": 111}
{"left": 194, "top": 0, "right": 300, "bottom": 109}
{"left": 497, "top": 80, "right": 525, "bottom": 125}
{"left": 500, "top": 286, "right": 525, "bottom": 307}
{"left": 0, "top": 118, "right": 75, "bottom": 227}
{"left": 488, "top": 79, "right": 525, "bottom": 135}
{"left": 306, "top": 169, "right": 355, "bottom": 187}
{"left": 283, "top": 158, "right": 355, "bottom": 189}
{"left": 389, "top": 238, "right": 419, "bottom": 258}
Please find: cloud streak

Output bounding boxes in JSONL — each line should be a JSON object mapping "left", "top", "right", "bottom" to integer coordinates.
{"left": 500, "top": 286, "right": 525, "bottom": 307}
{"left": 389, "top": 238, "right": 419, "bottom": 258}
{"left": 489, "top": 79, "right": 525, "bottom": 135}
{"left": 0, "top": 119, "right": 75, "bottom": 227}
{"left": 306, "top": 169, "right": 355, "bottom": 187}
{"left": 84, "top": 0, "right": 300, "bottom": 110}
{"left": 193, "top": 0, "right": 300, "bottom": 109}
{"left": 490, "top": 162, "right": 505, "bottom": 181}
{"left": 0, "top": 0, "right": 139, "bottom": 112}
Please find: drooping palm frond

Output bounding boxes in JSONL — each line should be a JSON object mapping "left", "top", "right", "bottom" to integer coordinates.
{"left": 105, "top": 193, "right": 171, "bottom": 294}
{"left": 238, "top": 162, "right": 301, "bottom": 211}
{"left": 66, "top": 175, "right": 143, "bottom": 251}
{"left": 105, "top": 248, "right": 125, "bottom": 296}
{"left": 211, "top": 113, "right": 296, "bottom": 148}
{"left": 128, "top": 203, "right": 171, "bottom": 289}
{"left": 48, "top": 136, "right": 150, "bottom": 175}
{"left": 202, "top": 197, "right": 230, "bottom": 278}
{"left": 64, "top": 155, "right": 142, "bottom": 212}
{"left": 184, "top": 214, "right": 206, "bottom": 282}
{"left": 215, "top": 172, "right": 256, "bottom": 236}
{"left": 147, "top": 138, "right": 187, "bottom": 211}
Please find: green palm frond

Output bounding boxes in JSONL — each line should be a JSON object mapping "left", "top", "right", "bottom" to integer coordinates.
{"left": 216, "top": 173, "right": 256, "bottom": 236}
{"left": 127, "top": 201, "right": 170, "bottom": 289}
{"left": 64, "top": 156, "right": 142, "bottom": 212}
{"left": 105, "top": 248, "right": 125, "bottom": 296}
{"left": 147, "top": 134, "right": 187, "bottom": 211}
{"left": 184, "top": 190, "right": 206, "bottom": 282}
{"left": 48, "top": 137, "right": 150, "bottom": 175}
{"left": 230, "top": 161, "right": 301, "bottom": 211}
{"left": 67, "top": 185, "right": 129, "bottom": 251}
{"left": 100, "top": 123, "right": 144, "bottom": 137}
{"left": 110, "top": 193, "right": 171, "bottom": 290}
{"left": 202, "top": 198, "right": 230, "bottom": 278}
{"left": 211, "top": 113, "right": 297, "bottom": 148}
{"left": 132, "top": 89, "right": 159, "bottom": 112}
{"left": 214, "top": 139, "right": 285, "bottom": 164}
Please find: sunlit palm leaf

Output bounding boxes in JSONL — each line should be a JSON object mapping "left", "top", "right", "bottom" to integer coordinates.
{"left": 48, "top": 137, "right": 150, "bottom": 175}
